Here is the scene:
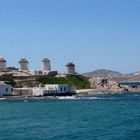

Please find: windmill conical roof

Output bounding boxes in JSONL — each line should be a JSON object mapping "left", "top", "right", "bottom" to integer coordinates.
{"left": 0, "top": 57, "right": 6, "bottom": 62}
{"left": 19, "top": 58, "right": 29, "bottom": 63}
{"left": 66, "top": 62, "right": 75, "bottom": 67}
{"left": 42, "top": 58, "right": 50, "bottom": 62}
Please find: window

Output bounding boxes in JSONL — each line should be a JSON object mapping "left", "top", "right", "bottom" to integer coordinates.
{"left": 64, "top": 87, "right": 67, "bottom": 92}
{"left": 6, "top": 88, "right": 8, "bottom": 92}
{"left": 60, "top": 87, "right": 63, "bottom": 92}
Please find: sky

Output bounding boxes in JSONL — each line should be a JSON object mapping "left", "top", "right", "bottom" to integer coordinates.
{"left": 0, "top": 0, "right": 140, "bottom": 74}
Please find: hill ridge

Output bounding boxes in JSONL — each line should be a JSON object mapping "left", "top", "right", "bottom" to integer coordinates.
{"left": 83, "top": 69, "right": 140, "bottom": 82}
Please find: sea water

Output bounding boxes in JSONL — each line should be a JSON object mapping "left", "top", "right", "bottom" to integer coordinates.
{"left": 0, "top": 92, "right": 140, "bottom": 140}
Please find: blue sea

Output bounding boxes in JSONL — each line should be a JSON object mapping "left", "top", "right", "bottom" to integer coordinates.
{"left": 0, "top": 92, "right": 140, "bottom": 140}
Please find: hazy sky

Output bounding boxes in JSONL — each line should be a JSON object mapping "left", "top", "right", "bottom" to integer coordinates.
{"left": 0, "top": 0, "right": 140, "bottom": 73}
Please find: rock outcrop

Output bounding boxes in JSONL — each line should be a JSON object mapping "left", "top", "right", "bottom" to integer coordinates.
{"left": 89, "top": 77, "right": 128, "bottom": 92}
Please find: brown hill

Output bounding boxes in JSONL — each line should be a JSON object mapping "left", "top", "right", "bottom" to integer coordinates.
{"left": 83, "top": 69, "right": 140, "bottom": 82}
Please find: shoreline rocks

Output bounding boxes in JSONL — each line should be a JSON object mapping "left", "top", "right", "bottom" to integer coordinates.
{"left": 89, "top": 77, "right": 128, "bottom": 92}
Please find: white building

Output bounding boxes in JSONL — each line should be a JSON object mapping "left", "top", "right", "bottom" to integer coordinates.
{"left": 45, "top": 84, "right": 69, "bottom": 95}
{"left": 19, "top": 58, "right": 29, "bottom": 71}
{"left": 13, "top": 88, "right": 32, "bottom": 96}
{"left": 41, "top": 58, "right": 51, "bottom": 74}
{"left": 0, "top": 57, "right": 6, "bottom": 71}
{"left": 0, "top": 82, "right": 12, "bottom": 97}
{"left": 32, "top": 87, "right": 44, "bottom": 96}
{"left": 32, "top": 84, "right": 76, "bottom": 96}
{"left": 66, "top": 62, "right": 76, "bottom": 75}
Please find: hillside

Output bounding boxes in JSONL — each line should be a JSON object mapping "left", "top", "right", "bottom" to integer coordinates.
{"left": 83, "top": 69, "right": 140, "bottom": 82}
{"left": 36, "top": 75, "right": 91, "bottom": 90}
{"left": 83, "top": 69, "right": 123, "bottom": 78}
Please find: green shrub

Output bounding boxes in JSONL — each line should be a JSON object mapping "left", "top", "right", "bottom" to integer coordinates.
{"left": 36, "top": 75, "right": 90, "bottom": 89}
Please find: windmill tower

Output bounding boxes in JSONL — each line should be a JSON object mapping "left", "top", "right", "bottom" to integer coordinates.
{"left": 19, "top": 58, "right": 29, "bottom": 71}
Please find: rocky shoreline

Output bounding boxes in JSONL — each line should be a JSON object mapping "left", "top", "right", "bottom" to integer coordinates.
{"left": 89, "top": 77, "right": 140, "bottom": 93}
{"left": 1, "top": 88, "right": 140, "bottom": 100}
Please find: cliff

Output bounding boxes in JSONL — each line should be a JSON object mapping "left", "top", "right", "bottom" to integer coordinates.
{"left": 89, "top": 77, "right": 128, "bottom": 92}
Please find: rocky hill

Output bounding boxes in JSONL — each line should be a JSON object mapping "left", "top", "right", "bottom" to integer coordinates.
{"left": 83, "top": 69, "right": 140, "bottom": 82}
{"left": 83, "top": 69, "right": 123, "bottom": 78}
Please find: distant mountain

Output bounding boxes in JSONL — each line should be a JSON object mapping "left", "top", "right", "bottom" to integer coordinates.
{"left": 83, "top": 69, "right": 123, "bottom": 78}
{"left": 83, "top": 69, "right": 140, "bottom": 82}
